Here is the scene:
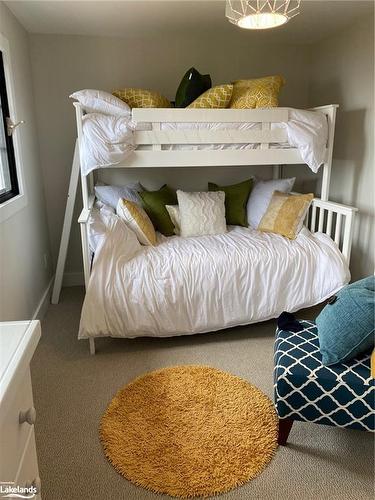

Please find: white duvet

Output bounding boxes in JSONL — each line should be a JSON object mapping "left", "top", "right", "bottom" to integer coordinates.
{"left": 79, "top": 210, "right": 350, "bottom": 340}
{"left": 80, "top": 108, "right": 328, "bottom": 175}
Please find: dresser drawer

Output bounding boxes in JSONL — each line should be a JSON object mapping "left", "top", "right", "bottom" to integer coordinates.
{"left": 0, "top": 366, "right": 35, "bottom": 480}
{"left": 14, "top": 428, "right": 41, "bottom": 500}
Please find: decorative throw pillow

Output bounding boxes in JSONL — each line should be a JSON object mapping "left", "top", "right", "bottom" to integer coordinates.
{"left": 70, "top": 89, "right": 131, "bottom": 117}
{"left": 208, "top": 179, "right": 253, "bottom": 226}
{"left": 187, "top": 84, "right": 233, "bottom": 109}
{"left": 229, "top": 75, "right": 285, "bottom": 109}
{"left": 316, "top": 276, "right": 375, "bottom": 366}
{"left": 139, "top": 185, "right": 177, "bottom": 236}
{"left": 247, "top": 177, "right": 296, "bottom": 229}
{"left": 177, "top": 190, "right": 227, "bottom": 238}
{"left": 95, "top": 182, "right": 143, "bottom": 210}
{"left": 165, "top": 205, "right": 181, "bottom": 235}
{"left": 175, "top": 67, "right": 212, "bottom": 108}
{"left": 258, "top": 191, "right": 314, "bottom": 239}
{"left": 116, "top": 198, "right": 156, "bottom": 246}
{"left": 113, "top": 88, "right": 171, "bottom": 108}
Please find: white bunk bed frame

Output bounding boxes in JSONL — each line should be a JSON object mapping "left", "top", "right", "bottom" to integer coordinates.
{"left": 52, "top": 103, "right": 358, "bottom": 355}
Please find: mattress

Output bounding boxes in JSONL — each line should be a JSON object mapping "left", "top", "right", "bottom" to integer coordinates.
{"left": 79, "top": 209, "right": 350, "bottom": 340}
{"left": 80, "top": 108, "right": 328, "bottom": 175}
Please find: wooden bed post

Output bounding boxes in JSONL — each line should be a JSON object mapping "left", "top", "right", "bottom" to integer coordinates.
{"left": 309, "top": 104, "right": 338, "bottom": 201}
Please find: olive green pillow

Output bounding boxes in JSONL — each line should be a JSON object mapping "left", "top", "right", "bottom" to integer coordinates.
{"left": 139, "top": 185, "right": 177, "bottom": 236}
{"left": 208, "top": 179, "right": 253, "bottom": 226}
{"left": 175, "top": 67, "right": 212, "bottom": 108}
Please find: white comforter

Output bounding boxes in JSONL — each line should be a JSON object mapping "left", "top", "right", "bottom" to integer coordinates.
{"left": 79, "top": 211, "right": 350, "bottom": 340}
{"left": 80, "top": 108, "right": 328, "bottom": 175}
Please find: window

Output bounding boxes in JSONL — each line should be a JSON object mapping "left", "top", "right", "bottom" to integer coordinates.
{"left": 0, "top": 49, "right": 19, "bottom": 204}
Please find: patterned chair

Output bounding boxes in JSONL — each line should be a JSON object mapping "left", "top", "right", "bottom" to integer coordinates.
{"left": 274, "top": 320, "right": 375, "bottom": 445}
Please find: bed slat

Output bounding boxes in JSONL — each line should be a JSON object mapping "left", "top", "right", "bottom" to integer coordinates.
{"left": 334, "top": 213, "right": 342, "bottom": 245}
{"left": 134, "top": 128, "right": 288, "bottom": 145}
{"left": 311, "top": 205, "right": 317, "bottom": 232}
{"left": 326, "top": 210, "right": 333, "bottom": 237}
{"left": 132, "top": 108, "right": 289, "bottom": 123}
{"left": 318, "top": 207, "right": 325, "bottom": 232}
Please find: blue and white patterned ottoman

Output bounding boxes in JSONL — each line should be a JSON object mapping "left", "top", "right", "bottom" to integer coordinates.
{"left": 274, "top": 320, "right": 374, "bottom": 443}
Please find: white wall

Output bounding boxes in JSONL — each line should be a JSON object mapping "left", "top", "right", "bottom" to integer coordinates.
{"left": 0, "top": 3, "right": 52, "bottom": 319}
{"left": 29, "top": 32, "right": 311, "bottom": 277}
{"left": 308, "top": 15, "right": 374, "bottom": 280}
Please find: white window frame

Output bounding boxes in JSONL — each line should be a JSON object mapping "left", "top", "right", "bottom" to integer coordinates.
{"left": 0, "top": 32, "right": 27, "bottom": 222}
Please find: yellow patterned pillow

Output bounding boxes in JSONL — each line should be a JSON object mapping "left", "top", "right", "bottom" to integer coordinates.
{"left": 229, "top": 75, "right": 285, "bottom": 109}
{"left": 113, "top": 88, "right": 171, "bottom": 108}
{"left": 116, "top": 198, "right": 156, "bottom": 246}
{"left": 258, "top": 191, "right": 314, "bottom": 240}
{"left": 187, "top": 84, "right": 233, "bottom": 109}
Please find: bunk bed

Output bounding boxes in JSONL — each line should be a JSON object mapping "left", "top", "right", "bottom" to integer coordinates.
{"left": 52, "top": 102, "right": 358, "bottom": 354}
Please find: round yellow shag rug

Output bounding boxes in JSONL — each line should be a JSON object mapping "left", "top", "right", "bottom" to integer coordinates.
{"left": 100, "top": 365, "right": 278, "bottom": 498}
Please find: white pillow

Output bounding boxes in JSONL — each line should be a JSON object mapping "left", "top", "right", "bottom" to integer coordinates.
{"left": 95, "top": 183, "right": 142, "bottom": 209}
{"left": 70, "top": 89, "right": 131, "bottom": 118}
{"left": 177, "top": 190, "right": 227, "bottom": 238}
{"left": 247, "top": 177, "right": 296, "bottom": 229}
{"left": 165, "top": 205, "right": 181, "bottom": 235}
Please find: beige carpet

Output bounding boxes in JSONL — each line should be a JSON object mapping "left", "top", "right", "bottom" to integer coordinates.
{"left": 31, "top": 287, "right": 374, "bottom": 500}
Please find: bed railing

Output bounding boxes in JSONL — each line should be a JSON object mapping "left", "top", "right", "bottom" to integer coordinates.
{"left": 307, "top": 198, "right": 358, "bottom": 262}
{"left": 73, "top": 102, "right": 338, "bottom": 202}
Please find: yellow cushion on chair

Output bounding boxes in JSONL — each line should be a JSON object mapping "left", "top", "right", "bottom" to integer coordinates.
{"left": 229, "top": 75, "right": 285, "bottom": 109}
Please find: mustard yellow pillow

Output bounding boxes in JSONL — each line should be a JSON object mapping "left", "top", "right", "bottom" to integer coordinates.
{"left": 258, "top": 191, "right": 314, "bottom": 240}
{"left": 113, "top": 88, "right": 171, "bottom": 108}
{"left": 229, "top": 75, "right": 285, "bottom": 109}
{"left": 187, "top": 84, "right": 233, "bottom": 109}
{"left": 116, "top": 198, "right": 156, "bottom": 246}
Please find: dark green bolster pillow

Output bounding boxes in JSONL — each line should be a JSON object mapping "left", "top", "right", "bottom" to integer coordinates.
{"left": 316, "top": 276, "right": 375, "bottom": 365}
{"left": 139, "top": 184, "right": 177, "bottom": 236}
{"left": 175, "top": 67, "right": 212, "bottom": 108}
{"left": 208, "top": 179, "right": 253, "bottom": 226}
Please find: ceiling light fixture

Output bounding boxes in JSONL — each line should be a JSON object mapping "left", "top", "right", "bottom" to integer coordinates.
{"left": 226, "top": 0, "right": 301, "bottom": 30}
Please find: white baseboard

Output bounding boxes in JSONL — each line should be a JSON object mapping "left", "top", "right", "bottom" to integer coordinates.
{"left": 32, "top": 277, "right": 54, "bottom": 321}
{"left": 63, "top": 271, "right": 84, "bottom": 287}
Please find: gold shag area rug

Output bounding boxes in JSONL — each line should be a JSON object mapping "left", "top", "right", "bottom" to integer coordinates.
{"left": 100, "top": 365, "right": 278, "bottom": 498}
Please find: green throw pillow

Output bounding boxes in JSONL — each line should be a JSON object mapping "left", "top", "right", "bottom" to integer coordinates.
{"left": 139, "top": 185, "right": 177, "bottom": 236}
{"left": 175, "top": 67, "right": 212, "bottom": 108}
{"left": 208, "top": 179, "right": 253, "bottom": 226}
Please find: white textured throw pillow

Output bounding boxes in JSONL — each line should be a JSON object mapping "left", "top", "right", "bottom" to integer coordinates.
{"left": 70, "top": 89, "right": 131, "bottom": 118}
{"left": 177, "top": 190, "right": 227, "bottom": 238}
{"left": 247, "top": 177, "right": 296, "bottom": 229}
{"left": 165, "top": 205, "right": 181, "bottom": 235}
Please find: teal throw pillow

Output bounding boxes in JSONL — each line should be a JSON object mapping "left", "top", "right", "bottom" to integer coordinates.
{"left": 316, "top": 276, "right": 375, "bottom": 365}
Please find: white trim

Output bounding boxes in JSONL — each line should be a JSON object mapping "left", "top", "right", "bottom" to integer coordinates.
{"left": 32, "top": 277, "right": 53, "bottom": 321}
{"left": 0, "top": 33, "right": 27, "bottom": 222}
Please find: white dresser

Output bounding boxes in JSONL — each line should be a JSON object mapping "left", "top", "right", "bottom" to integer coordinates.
{"left": 0, "top": 321, "right": 42, "bottom": 499}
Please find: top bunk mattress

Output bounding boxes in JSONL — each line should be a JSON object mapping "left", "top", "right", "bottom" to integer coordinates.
{"left": 80, "top": 108, "right": 329, "bottom": 175}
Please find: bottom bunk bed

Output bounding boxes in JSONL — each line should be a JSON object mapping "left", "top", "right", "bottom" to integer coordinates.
{"left": 79, "top": 197, "right": 357, "bottom": 354}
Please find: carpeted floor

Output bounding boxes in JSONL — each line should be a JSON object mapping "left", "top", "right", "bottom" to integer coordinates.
{"left": 31, "top": 287, "right": 374, "bottom": 500}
